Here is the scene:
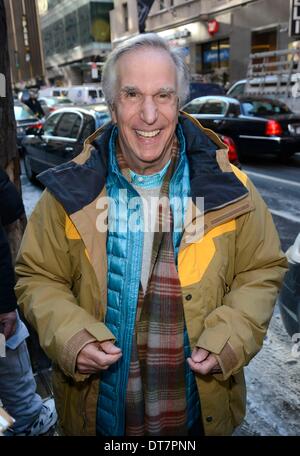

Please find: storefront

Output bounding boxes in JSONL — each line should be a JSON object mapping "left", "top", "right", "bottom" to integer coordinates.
{"left": 196, "top": 38, "right": 230, "bottom": 85}
{"left": 158, "top": 22, "right": 213, "bottom": 73}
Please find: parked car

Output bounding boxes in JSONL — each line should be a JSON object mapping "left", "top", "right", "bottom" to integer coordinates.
{"left": 14, "top": 101, "right": 43, "bottom": 153}
{"left": 22, "top": 105, "right": 111, "bottom": 182}
{"left": 226, "top": 79, "right": 247, "bottom": 98}
{"left": 38, "top": 96, "right": 73, "bottom": 116}
{"left": 182, "top": 95, "right": 300, "bottom": 160}
{"left": 278, "top": 233, "right": 300, "bottom": 336}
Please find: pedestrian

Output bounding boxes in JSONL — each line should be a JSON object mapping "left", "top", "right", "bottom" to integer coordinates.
{"left": 15, "top": 33, "right": 287, "bottom": 436}
{"left": 23, "top": 90, "right": 45, "bottom": 119}
{"left": 0, "top": 167, "right": 57, "bottom": 435}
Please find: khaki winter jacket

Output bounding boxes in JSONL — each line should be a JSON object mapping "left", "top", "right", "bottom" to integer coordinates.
{"left": 15, "top": 115, "right": 287, "bottom": 436}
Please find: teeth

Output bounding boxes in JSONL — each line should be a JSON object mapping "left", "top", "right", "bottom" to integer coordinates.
{"left": 136, "top": 129, "right": 160, "bottom": 138}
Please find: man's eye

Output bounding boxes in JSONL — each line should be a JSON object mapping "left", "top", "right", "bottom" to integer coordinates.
{"left": 159, "top": 93, "right": 169, "bottom": 98}
{"left": 127, "top": 92, "right": 137, "bottom": 98}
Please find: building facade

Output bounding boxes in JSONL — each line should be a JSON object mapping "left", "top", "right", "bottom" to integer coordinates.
{"left": 38, "top": 0, "right": 113, "bottom": 85}
{"left": 5, "top": 0, "right": 45, "bottom": 88}
{"left": 111, "top": 0, "right": 299, "bottom": 86}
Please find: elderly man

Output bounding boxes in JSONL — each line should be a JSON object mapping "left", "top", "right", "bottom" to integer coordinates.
{"left": 15, "top": 33, "right": 287, "bottom": 436}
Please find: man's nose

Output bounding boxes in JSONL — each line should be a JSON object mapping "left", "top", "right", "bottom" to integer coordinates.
{"left": 140, "top": 96, "right": 158, "bottom": 124}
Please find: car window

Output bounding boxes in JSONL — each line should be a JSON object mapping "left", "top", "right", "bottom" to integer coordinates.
{"left": 81, "top": 116, "right": 95, "bottom": 140}
{"left": 14, "top": 104, "right": 36, "bottom": 121}
{"left": 241, "top": 100, "right": 291, "bottom": 116}
{"left": 43, "top": 113, "right": 62, "bottom": 136}
{"left": 183, "top": 99, "right": 205, "bottom": 114}
{"left": 55, "top": 113, "right": 82, "bottom": 138}
{"left": 88, "top": 90, "right": 98, "bottom": 99}
{"left": 227, "top": 82, "right": 245, "bottom": 97}
{"left": 199, "top": 100, "right": 227, "bottom": 115}
{"left": 227, "top": 103, "right": 241, "bottom": 116}
{"left": 53, "top": 90, "right": 61, "bottom": 97}
{"left": 98, "top": 89, "right": 104, "bottom": 98}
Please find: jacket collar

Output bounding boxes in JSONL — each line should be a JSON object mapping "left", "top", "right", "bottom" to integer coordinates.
{"left": 38, "top": 114, "right": 248, "bottom": 216}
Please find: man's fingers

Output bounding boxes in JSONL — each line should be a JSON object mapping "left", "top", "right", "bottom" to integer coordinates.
{"left": 76, "top": 341, "right": 122, "bottom": 374}
{"left": 94, "top": 349, "right": 122, "bottom": 367}
{"left": 191, "top": 347, "right": 209, "bottom": 363}
{"left": 100, "top": 340, "right": 122, "bottom": 355}
{"left": 187, "top": 353, "right": 220, "bottom": 375}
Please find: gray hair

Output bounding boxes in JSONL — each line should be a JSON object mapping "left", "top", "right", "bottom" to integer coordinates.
{"left": 101, "top": 33, "right": 190, "bottom": 108}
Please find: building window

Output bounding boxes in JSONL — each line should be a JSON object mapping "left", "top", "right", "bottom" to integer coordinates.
{"left": 123, "top": 3, "right": 129, "bottom": 32}
{"left": 91, "top": 2, "right": 113, "bottom": 42}
{"left": 160, "top": 1, "right": 165, "bottom": 10}
{"left": 200, "top": 39, "right": 229, "bottom": 72}
{"left": 251, "top": 30, "right": 277, "bottom": 54}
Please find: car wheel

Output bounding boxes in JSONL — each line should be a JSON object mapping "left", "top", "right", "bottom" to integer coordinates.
{"left": 24, "top": 155, "right": 36, "bottom": 182}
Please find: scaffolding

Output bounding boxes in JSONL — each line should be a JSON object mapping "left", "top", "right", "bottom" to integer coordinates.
{"left": 245, "top": 48, "right": 300, "bottom": 112}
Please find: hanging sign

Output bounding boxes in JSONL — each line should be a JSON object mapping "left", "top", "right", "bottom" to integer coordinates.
{"left": 208, "top": 19, "right": 219, "bottom": 36}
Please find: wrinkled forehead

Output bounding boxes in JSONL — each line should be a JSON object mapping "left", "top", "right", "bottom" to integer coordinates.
{"left": 115, "top": 47, "right": 177, "bottom": 91}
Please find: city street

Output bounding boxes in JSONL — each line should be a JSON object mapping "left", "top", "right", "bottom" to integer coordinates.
{"left": 20, "top": 152, "right": 300, "bottom": 436}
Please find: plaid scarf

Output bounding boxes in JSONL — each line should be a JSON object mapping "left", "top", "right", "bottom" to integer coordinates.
{"left": 116, "top": 136, "right": 188, "bottom": 436}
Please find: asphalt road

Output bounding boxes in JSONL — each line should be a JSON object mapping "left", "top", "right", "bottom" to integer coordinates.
{"left": 20, "top": 152, "right": 300, "bottom": 436}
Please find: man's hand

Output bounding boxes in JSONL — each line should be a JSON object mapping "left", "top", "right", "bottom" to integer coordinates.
{"left": 187, "top": 347, "right": 222, "bottom": 375}
{"left": 76, "top": 340, "right": 122, "bottom": 374}
{"left": 0, "top": 310, "right": 17, "bottom": 340}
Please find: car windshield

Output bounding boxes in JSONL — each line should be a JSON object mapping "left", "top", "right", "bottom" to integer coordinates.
{"left": 14, "top": 104, "right": 36, "bottom": 121}
{"left": 241, "top": 100, "right": 291, "bottom": 116}
{"left": 56, "top": 97, "right": 72, "bottom": 104}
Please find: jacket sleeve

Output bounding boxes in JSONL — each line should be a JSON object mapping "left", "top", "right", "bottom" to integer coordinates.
{"left": 196, "top": 176, "right": 288, "bottom": 380}
{"left": 15, "top": 190, "right": 115, "bottom": 381}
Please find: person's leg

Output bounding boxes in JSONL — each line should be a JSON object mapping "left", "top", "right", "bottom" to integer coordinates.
{"left": 0, "top": 340, "right": 42, "bottom": 433}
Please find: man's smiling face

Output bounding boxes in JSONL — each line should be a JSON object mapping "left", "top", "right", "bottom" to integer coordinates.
{"left": 111, "top": 47, "right": 179, "bottom": 174}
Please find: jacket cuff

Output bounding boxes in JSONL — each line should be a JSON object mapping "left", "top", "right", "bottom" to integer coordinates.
{"left": 196, "top": 325, "right": 231, "bottom": 354}
{"left": 60, "top": 323, "right": 116, "bottom": 380}
{"left": 215, "top": 341, "right": 239, "bottom": 381}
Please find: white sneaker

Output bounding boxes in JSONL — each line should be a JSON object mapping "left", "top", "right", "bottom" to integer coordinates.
{"left": 5, "top": 397, "right": 57, "bottom": 436}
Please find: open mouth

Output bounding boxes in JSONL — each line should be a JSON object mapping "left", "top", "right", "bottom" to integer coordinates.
{"left": 135, "top": 129, "right": 161, "bottom": 138}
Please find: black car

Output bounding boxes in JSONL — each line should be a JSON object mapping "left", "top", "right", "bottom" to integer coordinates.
{"left": 182, "top": 95, "right": 300, "bottom": 160}
{"left": 278, "top": 233, "right": 300, "bottom": 337}
{"left": 22, "top": 105, "right": 111, "bottom": 182}
{"left": 14, "top": 101, "right": 43, "bottom": 153}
